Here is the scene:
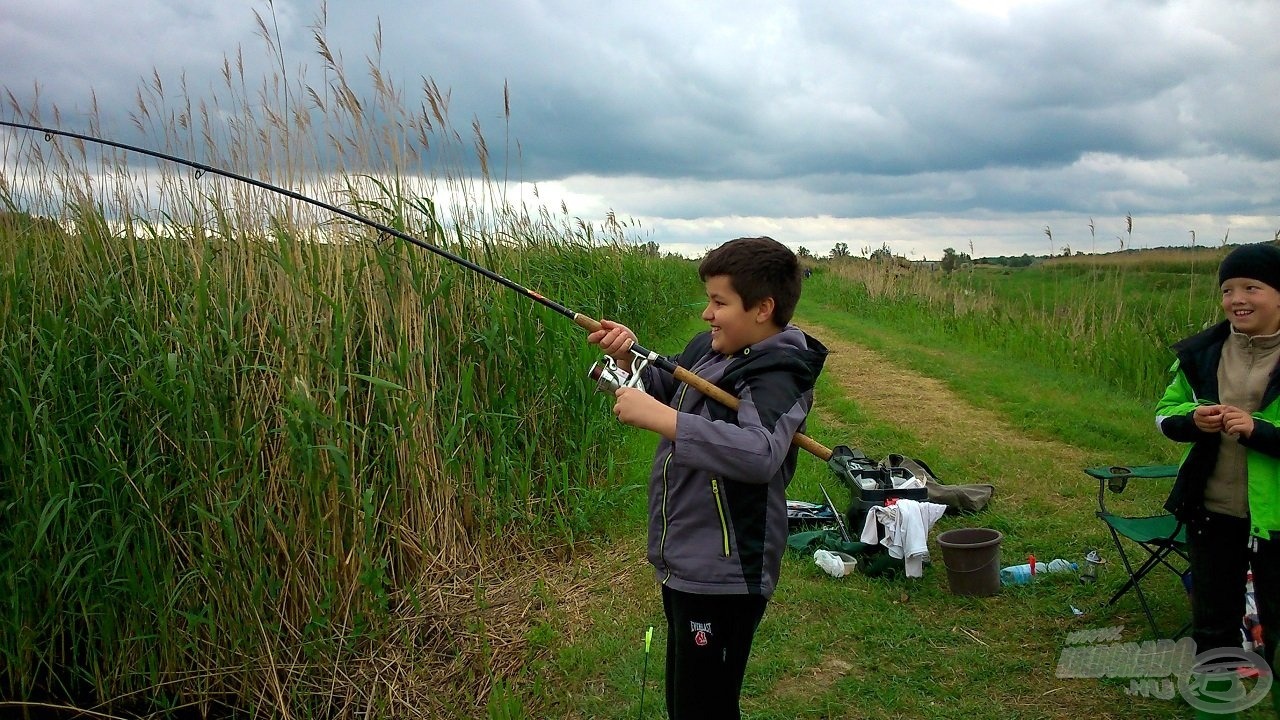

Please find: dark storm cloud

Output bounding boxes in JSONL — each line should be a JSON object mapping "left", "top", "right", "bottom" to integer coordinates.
{"left": 2, "top": 0, "right": 1277, "bottom": 256}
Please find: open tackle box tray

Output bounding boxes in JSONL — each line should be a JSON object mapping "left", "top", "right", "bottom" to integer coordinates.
{"left": 828, "top": 445, "right": 928, "bottom": 531}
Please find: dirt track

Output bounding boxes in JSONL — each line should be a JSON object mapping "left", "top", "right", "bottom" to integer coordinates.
{"left": 795, "top": 319, "right": 1084, "bottom": 470}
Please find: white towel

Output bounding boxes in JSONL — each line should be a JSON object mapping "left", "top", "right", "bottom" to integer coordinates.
{"left": 859, "top": 499, "right": 949, "bottom": 578}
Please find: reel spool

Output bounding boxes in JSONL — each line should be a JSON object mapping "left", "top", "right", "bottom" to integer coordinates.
{"left": 588, "top": 354, "right": 650, "bottom": 394}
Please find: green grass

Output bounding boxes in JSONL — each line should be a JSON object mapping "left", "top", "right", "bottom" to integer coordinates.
{"left": 812, "top": 258, "right": 1223, "bottom": 403}
{"left": 796, "top": 303, "right": 1174, "bottom": 464}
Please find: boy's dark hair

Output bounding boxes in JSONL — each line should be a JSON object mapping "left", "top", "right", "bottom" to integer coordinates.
{"left": 698, "top": 236, "right": 802, "bottom": 327}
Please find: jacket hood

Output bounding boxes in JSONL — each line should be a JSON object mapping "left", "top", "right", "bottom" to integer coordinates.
{"left": 1171, "top": 319, "right": 1231, "bottom": 357}
{"left": 1170, "top": 320, "right": 1231, "bottom": 397}
{"left": 721, "top": 325, "right": 828, "bottom": 388}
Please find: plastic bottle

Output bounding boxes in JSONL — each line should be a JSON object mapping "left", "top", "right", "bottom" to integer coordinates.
{"left": 999, "top": 558, "right": 1078, "bottom": 585}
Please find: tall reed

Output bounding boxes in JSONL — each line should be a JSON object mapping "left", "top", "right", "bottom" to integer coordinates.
{"left": 1, "top": 9, "right": 692, "bottom": 718}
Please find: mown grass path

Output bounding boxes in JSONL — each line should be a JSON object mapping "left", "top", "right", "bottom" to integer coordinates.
{"left": 536, "top": 307, "right": 1208, "bottom": 719}
{"left": 776, "top": 319, "right": 1186, "bottom": 719}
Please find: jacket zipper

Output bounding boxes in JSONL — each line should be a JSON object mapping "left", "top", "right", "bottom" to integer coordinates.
{"left": 659, "top": 383, "right": 692, "bottom": 583}
{"left": 710, "top": 476, "right": 731, "bottom": 557}
{"left": 660, "top": 452, "right": 672, "bottom": 584}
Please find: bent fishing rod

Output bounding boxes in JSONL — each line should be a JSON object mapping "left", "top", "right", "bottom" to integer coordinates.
{"left": 0, "top": 120, "right": 832, "bottom": 461}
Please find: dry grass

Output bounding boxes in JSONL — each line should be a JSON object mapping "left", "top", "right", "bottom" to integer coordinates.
{"left": 1042, "top": 246, "right": 1229, "bottom": 268}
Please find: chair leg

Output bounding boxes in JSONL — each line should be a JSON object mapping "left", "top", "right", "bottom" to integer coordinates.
{"left": 1105, "top": 527, "right": 1166, "bottom": 638}
{"left": 1106, "top": 550, "right": 1175, "bottom": 606}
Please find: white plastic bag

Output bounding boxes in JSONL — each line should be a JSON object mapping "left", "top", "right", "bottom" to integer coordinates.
{"left": 814, "top": 549, "right": 857, "bottom": 578}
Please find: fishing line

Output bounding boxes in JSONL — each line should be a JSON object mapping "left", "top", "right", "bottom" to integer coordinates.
{"left": 0, "top": 120, "right": 832, "bottom": 460}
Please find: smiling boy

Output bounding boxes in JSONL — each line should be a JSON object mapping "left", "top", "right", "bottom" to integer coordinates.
{"left": 589, "top": 236, "right": 827, "bottom": 719}
{"left": 1157, "top": 242, "right": 1280, "bottom": 716}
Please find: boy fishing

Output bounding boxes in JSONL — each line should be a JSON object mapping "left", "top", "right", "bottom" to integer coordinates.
{"left": 588, "top": 236, "right": 827, "bottom": 719}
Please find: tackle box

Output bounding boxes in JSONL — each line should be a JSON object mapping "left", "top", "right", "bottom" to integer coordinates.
{"left": 829, "top": 445, "right": 929, "bottom": 532}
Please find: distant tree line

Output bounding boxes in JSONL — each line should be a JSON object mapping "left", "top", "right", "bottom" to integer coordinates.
{"left": 974, "top": 254, "right": 1039, "bottom": 268}
{"left": 940, "top": 247, "right": 972, "bottom": 272}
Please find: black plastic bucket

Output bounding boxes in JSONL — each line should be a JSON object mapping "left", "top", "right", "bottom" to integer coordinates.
{"left": 937, "top": 527, "right": 1003, "bottom": 597}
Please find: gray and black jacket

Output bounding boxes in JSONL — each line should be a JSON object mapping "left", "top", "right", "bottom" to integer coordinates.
{"left": 640, "top": 325, "right": 827, "bottom": 599}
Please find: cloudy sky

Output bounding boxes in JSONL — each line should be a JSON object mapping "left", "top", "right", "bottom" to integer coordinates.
{"left": 3, "top": 0, "right": 1278, "bottom": 259}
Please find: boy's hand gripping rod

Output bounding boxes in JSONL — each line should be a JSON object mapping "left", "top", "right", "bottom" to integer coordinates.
{"left": 0, "top": 120, "right": 834, "bottom": 463}
{"left": 576, "top": 314, "right": 833, "bottom": 461}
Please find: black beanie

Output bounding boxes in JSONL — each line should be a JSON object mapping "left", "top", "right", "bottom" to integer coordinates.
{"left": 1219, "top": 244, "right": 1280, "bottom": 291}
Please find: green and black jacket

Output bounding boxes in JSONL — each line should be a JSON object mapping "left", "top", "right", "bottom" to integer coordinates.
{"left": 1157, "top": 320, "right": 1280, "bottom": 539}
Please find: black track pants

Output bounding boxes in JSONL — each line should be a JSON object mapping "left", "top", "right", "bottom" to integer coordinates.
{"left": 1187, "top": 511, "right": 1251, "bottom": 654}
{"left": 1186, "top": 510, "right": 1280, "bottom": 670}
{"left": 1254, "top": 533, "right": 1280, "bottom": 671}
{"left": 661, "top": 585, "right": 768, "bottom": 720}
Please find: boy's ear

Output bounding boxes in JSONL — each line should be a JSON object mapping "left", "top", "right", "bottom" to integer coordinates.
{"left": 753, "top": 296, "right": 777, "bottom": 325}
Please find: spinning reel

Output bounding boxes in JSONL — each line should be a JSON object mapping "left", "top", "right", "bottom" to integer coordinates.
{"left": 588, "top": 352, "right": 652, "bottom": 394}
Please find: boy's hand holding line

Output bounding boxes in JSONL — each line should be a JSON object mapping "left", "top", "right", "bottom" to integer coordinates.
{"left": 1221, "top": 405, "right": 1257, "bottom": 439}
{"left": 1197, "top": 403, "right": 1259, "bottom": 438}
{"left": 1194, "top": 404, "right": 1225, "bottom": 433}
{"left": 587, "top": 318, "right": 637, "bottom": 367}
{"left": 586, "top": 318, "right": 677, "bottom": 438}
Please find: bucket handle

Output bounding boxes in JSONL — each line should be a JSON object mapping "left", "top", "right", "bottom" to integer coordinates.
{"left": 942, "top": 556, "right": 1000, "bottom": 573}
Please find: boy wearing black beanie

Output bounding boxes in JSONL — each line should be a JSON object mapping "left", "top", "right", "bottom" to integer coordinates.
{"left": 1157, "top": 242, "right": 1280, "bottom": 717}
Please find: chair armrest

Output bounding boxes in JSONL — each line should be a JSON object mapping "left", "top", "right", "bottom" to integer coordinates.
{"left": 1084, "top": 465, "right": 1179, "bottom": 481}
{"left": 1084, "top": 465, "right": 1178, "bottom": 515}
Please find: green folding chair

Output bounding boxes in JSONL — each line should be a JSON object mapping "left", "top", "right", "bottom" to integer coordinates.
{"left": 1085, "top": 465, "right": 1190, "bottom": 638}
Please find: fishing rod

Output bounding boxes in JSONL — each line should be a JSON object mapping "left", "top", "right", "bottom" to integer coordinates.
{"left": 0, "top": 120, "right": 833, "bottom": 461}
